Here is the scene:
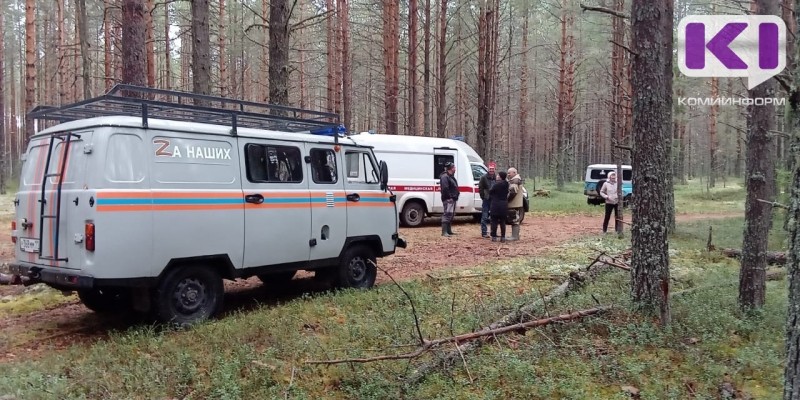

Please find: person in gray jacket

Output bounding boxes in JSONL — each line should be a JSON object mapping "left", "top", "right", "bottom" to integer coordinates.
{"left": 599, "top": 171, "right": 620, "bottom": 233}
{"left": 439, "top": 162, "right": 460, "bottom": 237}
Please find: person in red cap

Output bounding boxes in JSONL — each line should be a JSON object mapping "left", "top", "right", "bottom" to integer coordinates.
{"left": 478, "top": 161, "right": 497, "bottom": 238}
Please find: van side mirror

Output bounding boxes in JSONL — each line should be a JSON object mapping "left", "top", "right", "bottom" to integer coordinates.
{"left": 379, "top": 160, "right": 389, "bottom": 191}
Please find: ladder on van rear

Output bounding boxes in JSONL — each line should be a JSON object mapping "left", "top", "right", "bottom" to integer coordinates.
{"left": 38, "top": 132, "right": 80, "bottom": 262}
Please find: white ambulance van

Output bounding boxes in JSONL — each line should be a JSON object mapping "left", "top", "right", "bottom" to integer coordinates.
{"left": 9, "top": 85, "right": 406, "bottom": 326}
{"left": 348, "top": 133, "right": 488, "bottom": 227}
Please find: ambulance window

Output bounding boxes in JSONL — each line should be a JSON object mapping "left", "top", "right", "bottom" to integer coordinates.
{"left": 433, "top": 155, "right": 454, "bottom": 179}
{"left": 345, "top": 151, "right": 379, "bottom": 184}
{"left": 245, "top": 144, "right": 303, "bottom": 183}
{"left": 310, "top": 149, "right": 337, "bottom": 184}
{"left": 106, "top": 133, "right": 146, "bottom": 183}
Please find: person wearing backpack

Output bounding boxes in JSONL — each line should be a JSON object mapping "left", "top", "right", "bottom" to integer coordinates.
{"left": 599, "top": 171, "right": 620, "bottom": 233}
{"left": 506, "top": 167, "right": 526, "bottom": 241}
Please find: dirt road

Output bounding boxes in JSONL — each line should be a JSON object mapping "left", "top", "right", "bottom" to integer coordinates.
{"left": 0, "top": 212, "right": 737, "bottom": 361}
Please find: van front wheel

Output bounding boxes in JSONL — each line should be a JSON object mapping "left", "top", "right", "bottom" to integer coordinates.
{"left": 153, "top": 265, "right": 224, "bottom": 327}
{"left": 337, "top": 245, "right": 377, "bottom": 289}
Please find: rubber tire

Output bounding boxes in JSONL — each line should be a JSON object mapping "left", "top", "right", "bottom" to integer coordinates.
{"left": 153, "top": 266, "right": 224, "bottom": 327}
{"left": 336, "top": 245, "right": 377, "bottom": 289}
{"left": 78, "top": 288, "right": 131, "bottom": 314}
{"left": 400, "top": 202, "right": 425, "bottom": 227}
{"left": 257, "top": 270, "right": 297, "bottom": 286}
{"left": 595, "top": 179, "right": 606, "bottom": 196}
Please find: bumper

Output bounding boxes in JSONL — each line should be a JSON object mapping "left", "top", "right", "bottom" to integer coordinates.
{"left": 8, "top": 263, "right": 94, "bottom": 289}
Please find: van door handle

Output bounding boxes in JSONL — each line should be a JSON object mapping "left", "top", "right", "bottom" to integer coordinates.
{"left": 346, "top": 193, "right": 360, "bottom": 202}
{"left": 245, "top": 194, "right": 264, "bottom": 204}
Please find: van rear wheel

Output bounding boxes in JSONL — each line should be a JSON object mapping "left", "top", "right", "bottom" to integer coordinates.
{"left": 400, "top": 202, "right": 425, "bottom": 227}
{"left": 153, "top": 265, "right": 224, "bottom": 327}
{"left": 336, "top": 245, "right": 377, "bottom": 289}
{"left": 78, "top": 288, "right": 131, "bottom": 313}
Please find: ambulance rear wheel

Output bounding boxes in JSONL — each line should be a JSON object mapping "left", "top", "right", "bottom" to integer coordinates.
{"left": 401, "top": 202, "right": 425, "bottom": 227}
{"left": 153, "top": 265, "right": 224, "bottom": 327}
{"left": 78, "top": 288, "right": 131, "bottom": 314}
{"left": 336, "top": 245, "right": 376, "bottom": 289}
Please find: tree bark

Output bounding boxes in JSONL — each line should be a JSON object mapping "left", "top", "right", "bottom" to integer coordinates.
{"left": 476, "top": 0, "right": 499, "bottom": 159}
{"left": 407, "top": 0, "right": 419, "bottom": 135}
{"left": 326, "top": 0, "right": 334, "bottom": 113}
{"left": 24, "top": 0, "right": 36, "bottom": 143}
{"left": 423, "top": 0, "right": 432, "bottom": 136}
{"left": 191, "top": 0, "right": 211, "bottom": 103}
{"left": 76, "top": 0, "right": 92, "bottom": 98}
{"left": 340, "top": 0, "right": 352, "bottom": 129}
{"left": 383, "top": 1, "right": 399, "bottom": 135}
{"left": 144, "top": 0, "right": 155, "bottom": 90}
{"left": 122, "top": 0, "right": 147, "bottom": 95}
{"left": 104, "top": 0, "right": 113, "bottom": 91}
{"left": 435, "top": 0, "right": 448, "bottom": 138}
{"left": 0, "top": 0, "right": 5, "bottom": 194}
{"left": 268, "top": 0, "right": 290, "bottom": 107}
{"left": 218, "top": 0, "right": 227, "bottom": 97}
{"left": 709, "top": 77, "right": 719, "bottom": 187}
{"left": 57, "top": 0, "right": 66, "bottom": 105}
{"left": 739, "top": 0, "right": 778, "bottom": 311}
{"left": 630, "top": 0, "right": 673, "bottom": 326}
{"left": 163, "top": 2, "right": 171, "bottom": 89}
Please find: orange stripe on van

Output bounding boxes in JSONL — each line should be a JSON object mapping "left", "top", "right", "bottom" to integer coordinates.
{"left": 97, "top": 191, "right": 243, "bottom": 199}
{"left": 97, "top": 204, "right": 245, "bottom": 212}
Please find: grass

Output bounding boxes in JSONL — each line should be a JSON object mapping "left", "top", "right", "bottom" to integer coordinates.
{"left": 0, "top": 216, "right": 789, "bottom": 399}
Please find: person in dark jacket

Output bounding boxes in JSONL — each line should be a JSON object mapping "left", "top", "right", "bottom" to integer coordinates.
{"left": 489, "top": 171, "right": 509, "bottom": 242}
{"left": 439, "top": 162, "right": 460, "bottom": 237}
{"left": 478, "top": 162, "right": 497, "bottom": 238}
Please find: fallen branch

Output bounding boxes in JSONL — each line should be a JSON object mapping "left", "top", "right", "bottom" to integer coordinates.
{"left": 721, "top": 248, "right": 787, "bottom": 265}
{"left": 528, "top": 274, "right": 566, "bottom": 282}
{"left": 757, "top": 198, "right": 790, "bottom": 210}
{"left": 370, "top": 260, "right": 425, "bottom": 345}
{"left": 426, "top": 272, "right": 492, "bottom": 281}
{"left": 579, "top": 3, "right": 629, "bottom": 18}
{"left": 407, "top": 249, "right": 625, "bottom": 384}
{"left": 304, "top": 306, "right": 611, "bottom": 365}
{"left": 609, "top": 39, "right": 638, "bottom": 57}
{"left": 589, "top": 256, "right": 631, "bottom": 271}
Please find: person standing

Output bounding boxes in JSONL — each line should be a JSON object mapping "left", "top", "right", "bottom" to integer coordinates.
{"left": 489, "top": 171, "right": 509, "bottom": 242}
{"left": 439, "top": 162, "right": 460, "bottom": 237}
{"left": 506, "top": 167, "right": 526, "bottom": 241}
{"left": 478, "top": 162, "right": 497, "bottom": 238}
{"left": 599, "top": 171, "right": 620, "bottom": 233}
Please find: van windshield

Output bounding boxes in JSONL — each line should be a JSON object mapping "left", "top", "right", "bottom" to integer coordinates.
{"left": 471, "top": 163, "right": 488, "bottom": 181}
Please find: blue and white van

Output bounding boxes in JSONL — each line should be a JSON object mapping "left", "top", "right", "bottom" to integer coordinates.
{"left": 584, "top": 164, "right": 632, "bottom": 206}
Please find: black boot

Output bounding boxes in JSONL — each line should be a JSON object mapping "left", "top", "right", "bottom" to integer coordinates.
{"left": 447, "top": 223, "right": 457, "bottom": 235}
{"left": 442, "top": 224, "right": 451, "bottom": 237}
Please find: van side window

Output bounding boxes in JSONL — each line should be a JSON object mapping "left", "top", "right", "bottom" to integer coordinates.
{"left": 105, "top": 133, "right": 146, "bottom": 183}
{"left": 245, "top": 143, "right": 303, "bottom": 183}
{"left": 345, "top": 151, "right": 379, "bottom": 184}
{"left": 433, "top": 155, "right": 454, "bottom": 179}
{"left": 311, "top": 149, "right": 337, "bottom": 184}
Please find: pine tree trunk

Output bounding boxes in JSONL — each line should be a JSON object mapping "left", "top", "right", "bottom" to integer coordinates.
{"left": 143, "top": 0, "right": 154, "bottom": 89}
{"left": 739, "top": 1, "right": 778, "bottom": 311}
{"left": 76, "top": 0, "right": 92, "bottom": 98}
{"left": 24, "top": 0, "right": 36, "bottom": 142}
{"left": 298, "top": 2, "right": 308, "bottom": 110}
{"left": 57, "top": 0, "right": 66, "bottom": 105}
{"left": 104, "top": 0, "right": 113, "bottom": 91}
{"left": 326, "top": 0, "right": 334, "bottom": 112}
{"left": 476, "top": 0, "right": 497, "bottom": 159}
{"left": 383, "top": 1, "right": 399, "bottom": 135}
{"left": 0, "top": 0, "right": 6, "bottom": 194}
{"left": 784, "top": 3, "right": 800, "bottom": 390}
{"left": 709, "top": 77, "right": 719, "bottom": 187}
{"left": 164, "top": 2, "right": 171, "bottom": 89}
{"left": 519, "top": 6, "right": 529, "bottom": 173}
{"left": 340, "top": 0, "right": 351, "bottom": 129}
{"left": 191, "top": 0, "right": 211, "bottom": 102}
{"left": 218, "top": 0, "right": 227, "bottom": 97}
{"left": 268, "top": 0, "right": 289, "bottom": 107}
{"left": 435, "top": 0, "right": 447, "bottom": 138}
{"left": 407, "top": 0, "right": 418, "bottom": 135}
{"left": 122, "top": 0, "right": 147, "bottom": 96}
{"left": 630, "top": 0, "right": 673, "bottom": 326}
{"left": 423, "top": 0, "right": 432, "bottom": 136}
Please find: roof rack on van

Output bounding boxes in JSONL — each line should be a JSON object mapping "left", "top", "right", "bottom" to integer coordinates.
{"left": 27, "top": 84, "right": 344, "bottom": 139}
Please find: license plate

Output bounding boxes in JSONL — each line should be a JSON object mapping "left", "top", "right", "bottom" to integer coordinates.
{"left": 19, "top": 238, "right": 40, "bottom": 253}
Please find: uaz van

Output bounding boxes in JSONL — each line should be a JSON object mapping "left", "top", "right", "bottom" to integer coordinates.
{"left": 584, "top": 164, "right": 632, "bottom": 206}
{"left": 9, "top": 85, "right": 406, "bottom": 326}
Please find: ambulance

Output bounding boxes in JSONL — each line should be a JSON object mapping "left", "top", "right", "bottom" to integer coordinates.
{"left": 348, "top": 133, "right": 489, "bottom": 227}
{"left": 9, "top": 85, "right": 406, "bottom": 326}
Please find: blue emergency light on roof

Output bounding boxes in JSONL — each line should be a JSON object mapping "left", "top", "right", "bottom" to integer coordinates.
{"left": 309, "top": 124, "right": 347, "bottom": 137}
{"left": 451, "top": 135, "right": 465, "bottom": 141}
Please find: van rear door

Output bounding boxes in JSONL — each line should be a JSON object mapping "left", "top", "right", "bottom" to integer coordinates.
{"left": 15, "top": 131, "right": 91, "bottom": 269}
